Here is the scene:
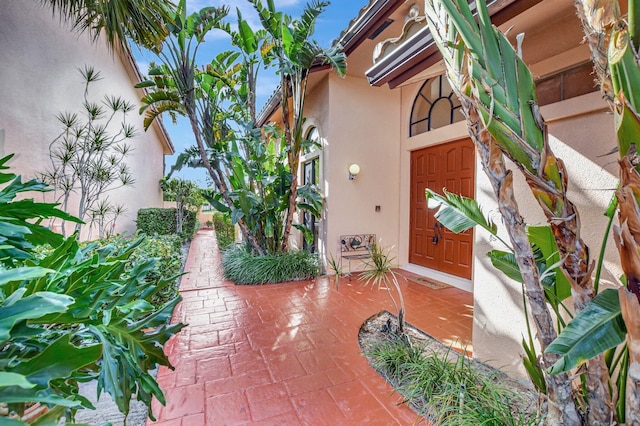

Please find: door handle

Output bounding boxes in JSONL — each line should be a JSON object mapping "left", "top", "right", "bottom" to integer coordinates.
{"left": 432, "top": 222, "right": 444, "bottom": 244}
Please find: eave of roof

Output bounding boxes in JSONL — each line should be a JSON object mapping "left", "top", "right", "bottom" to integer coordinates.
{"left": 257, "top": 0, "right": 405, "bottom": 126}
{"left": 333, "top": 0, "right": 404, "bottom": 55}
{"left": 365, "top": 0, "right": 544, "bottom": 88}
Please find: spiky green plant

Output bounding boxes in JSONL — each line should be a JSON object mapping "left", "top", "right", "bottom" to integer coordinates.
{"left": 366, "top": 337, "right": 540, "bottom": 425}
{"left": 359, "top": 242, "right": 406, "bottom": 334}
{"left": 221, "top": 245, "right": 319, "bottom": 284}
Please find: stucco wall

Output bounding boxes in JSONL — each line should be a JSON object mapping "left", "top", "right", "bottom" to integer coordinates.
{"left": 0, "top": 2, "right": 167, "bottom": 239}
{"left": 308, "top": 73, "right": 401, "bottom": 265}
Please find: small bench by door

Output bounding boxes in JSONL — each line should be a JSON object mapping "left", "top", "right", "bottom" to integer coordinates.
{"left": 340, "top": 234, "right": 376, "bottom": 275}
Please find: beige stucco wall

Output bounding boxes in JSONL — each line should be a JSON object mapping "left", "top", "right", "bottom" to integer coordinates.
{"left": 0, "top": 2, "right": 168, "bottom": 239}
{"left": 300, "top": 72, "right": 401, "bottom": 267}
{"left": 324, "top": 73, "right": 402, "bottom": 264}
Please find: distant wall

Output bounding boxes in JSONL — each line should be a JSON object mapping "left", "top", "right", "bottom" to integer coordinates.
{"left": 0, "top": 2, "right": 168, "bottom": 239}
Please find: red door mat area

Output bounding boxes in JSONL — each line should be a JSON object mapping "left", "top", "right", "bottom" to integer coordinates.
{"left": 406, "top": 276, "right": 451, "bottom": 290}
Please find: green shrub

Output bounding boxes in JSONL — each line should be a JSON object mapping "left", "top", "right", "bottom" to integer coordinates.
{"left": 90, "top": 234, "right": 184, "bottom": 308}
{"left": 212, "top": 213, "right": 235, "bottom": 249}
{"left": 137, "top": 208, "right": 197, "bottom": 239}
{"left": 0, "top": 154, "right": 183, "bottom": 423}
{"left": 222, "top": 246, "right": 319, "bottom": 284}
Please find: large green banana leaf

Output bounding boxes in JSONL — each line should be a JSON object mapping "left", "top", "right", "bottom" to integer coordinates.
{"left": 425, "top": 189, "right": 499, "bottom": 236}
{"left": 546, "top": 288, "right": 626, "bottom": 374}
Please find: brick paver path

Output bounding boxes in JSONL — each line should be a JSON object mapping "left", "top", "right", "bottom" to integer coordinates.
{"left": 148, "top": 230, "right": 473, "bottom": 425}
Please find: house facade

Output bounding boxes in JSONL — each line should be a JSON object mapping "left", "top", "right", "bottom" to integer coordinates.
{"left": 263, "top": 0, "right": 622, "bottom": 376}
{"left": 0, "top": 2, "right": 174, "bottom": 239}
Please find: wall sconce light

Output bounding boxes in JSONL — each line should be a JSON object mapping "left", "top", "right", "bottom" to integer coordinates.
{"left": 348, "top": 163, "right": 360, "bottom": 180}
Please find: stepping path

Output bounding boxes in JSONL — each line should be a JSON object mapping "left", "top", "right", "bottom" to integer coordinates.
{"left": 148, "top": 230, "right": 473, "bottom": 425}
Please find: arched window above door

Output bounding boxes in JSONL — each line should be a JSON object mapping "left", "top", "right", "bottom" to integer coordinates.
{"left": 304, "top": 126, "right": 320, "bottom": 154}
{"left": 410, "top": 75, "right": 463, "bottom": 136}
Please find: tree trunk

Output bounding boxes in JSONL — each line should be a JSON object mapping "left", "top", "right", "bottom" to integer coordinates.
{"left": 615, "top": 155, "right": 640, "bottom": 424}
{"left": 185, "top": 105, "right": 265, "bottom": 255}
{"left": 280, "top": 79, "right": 296, "bottom": 253}
{"left": 619, "top": 287, "right": 640, "bottom": 425}
{"left": 465, "top": 103, "right": 582, "bottom": 425}
{"left": 573, "top": 0, "right": 619, "bottom": 106}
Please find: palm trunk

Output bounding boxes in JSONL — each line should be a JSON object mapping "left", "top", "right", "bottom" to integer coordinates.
{"left": 465, "top": 103, "right": 582, "bottom": 425}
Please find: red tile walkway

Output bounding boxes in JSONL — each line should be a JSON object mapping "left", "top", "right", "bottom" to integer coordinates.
{"left": 148, "top": 230, "right": 473, "bottom": 425}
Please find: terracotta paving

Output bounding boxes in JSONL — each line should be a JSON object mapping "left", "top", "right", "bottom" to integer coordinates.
{"left": 148, "top": 230, "right": 473, "bottom": 425}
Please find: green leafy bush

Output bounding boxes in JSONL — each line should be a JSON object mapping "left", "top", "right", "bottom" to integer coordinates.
{"left": 222, "top": 246, "right": 319, "bottom": 284}
{"left": 137, "top": 208, "right": 197, "bottom": 239}
{"left": 89, "top": 234, "right": 184, "bottom": 308}
{"left": 0, "top": 154, "right": 183, "bottom": 424}
{"left": 212, "top": 213, "right": 235, "bottom": 250}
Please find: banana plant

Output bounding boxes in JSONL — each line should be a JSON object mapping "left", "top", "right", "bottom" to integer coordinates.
{"left": 424, "top": 0, "right": 611, "bottom": 422}
{"left": 136, "top": 1, "right": 272, "bottom": 254}
{"left": 138, "top": 0, "right": 337, "bottom": 256}
{"left": 563, "top": 1, "right": 640, "bottom": 422}
{"left": 248, "top": 0, "right": 346, "bottom": 252}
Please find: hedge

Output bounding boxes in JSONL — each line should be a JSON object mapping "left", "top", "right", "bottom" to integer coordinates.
{"left": 212, "top": 213, "right": 235, "bottom": 250}
{"left": 137, "top": 208, "right": 197, "bottom": 239}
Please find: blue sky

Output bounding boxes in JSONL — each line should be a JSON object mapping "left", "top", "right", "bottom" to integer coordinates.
{"left": 132, "top": 0, "right": 368, "bottom": 184}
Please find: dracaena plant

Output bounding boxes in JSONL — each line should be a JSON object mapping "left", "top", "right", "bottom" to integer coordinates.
{"left": 0, "top": 153, "right": 183, "bottom": 424}
{"left": 40, "top": 66, "right": 136, "bottom": 238}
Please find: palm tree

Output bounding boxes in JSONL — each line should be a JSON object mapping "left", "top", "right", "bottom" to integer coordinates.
{"left": 42, "top": 0, "right": 175, "bottom": 51}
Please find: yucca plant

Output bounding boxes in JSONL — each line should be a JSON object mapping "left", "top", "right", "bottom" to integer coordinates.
{"left": 359, "top": 242, "right": 406, "bottom": 335}
{"left": 326, "top": 252, "right": 343, "bottom": 289}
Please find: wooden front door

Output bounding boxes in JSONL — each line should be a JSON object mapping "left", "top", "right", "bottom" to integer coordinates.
{"left": 409, "top": 139, "right": 475, "bottom": 279}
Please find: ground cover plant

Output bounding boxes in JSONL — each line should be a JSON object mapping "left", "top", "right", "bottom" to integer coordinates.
{"left": 363, "top": 314, "right": 541, "bottom": 426}
{"left": 222, "top": 245, "right": 319, "bottom": 284}
{"left": 0, "top": 154, "right": 183, "bottom": 424}
{"left": 89, "top": 234, "right": 184, "bottom": 308}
